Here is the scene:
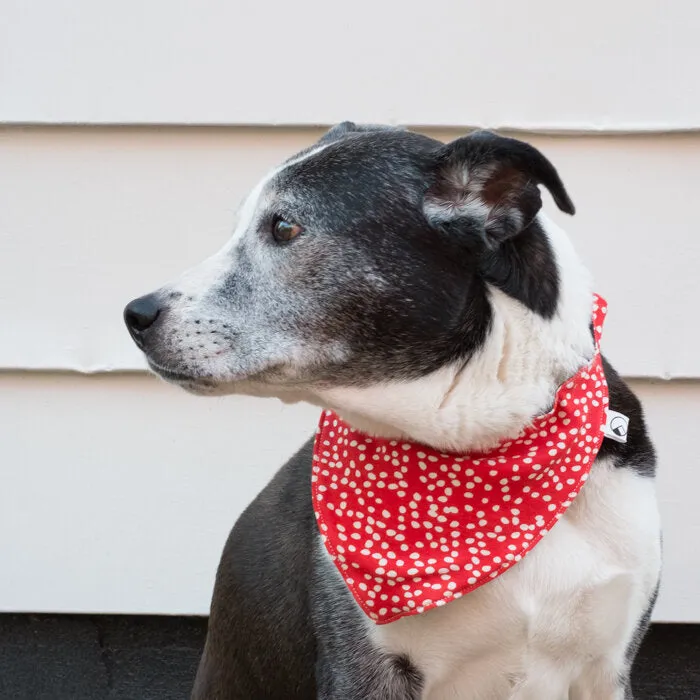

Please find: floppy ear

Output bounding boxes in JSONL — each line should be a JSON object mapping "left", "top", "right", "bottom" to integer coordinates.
{"left": 423, "top": 130, "right": 575, "bottom": 249}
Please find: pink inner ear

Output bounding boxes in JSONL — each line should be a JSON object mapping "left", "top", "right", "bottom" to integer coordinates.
{"left": 480, "top": 166, "right": 528, "bottom": 210}
{"left": 423, "top": 159, "right": 542, "bottom": 245}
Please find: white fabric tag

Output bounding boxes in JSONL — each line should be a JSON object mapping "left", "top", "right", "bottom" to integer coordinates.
{"left": 602, "top": 409, "right": 629, "bottom": 443}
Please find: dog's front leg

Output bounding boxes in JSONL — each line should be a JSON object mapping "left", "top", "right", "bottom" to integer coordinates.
{"left": 312, "top": 545, "right": 424, "bottom": 700}
{"left": 315, "top": 650, "right": 423, "bottom": 700}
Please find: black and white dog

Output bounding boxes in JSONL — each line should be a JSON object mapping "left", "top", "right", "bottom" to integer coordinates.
{"left": 124, "top": 124, "right": 661, "bottom": 700}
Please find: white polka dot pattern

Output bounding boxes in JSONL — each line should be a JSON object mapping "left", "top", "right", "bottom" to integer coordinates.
{"left": 312, "top": 296, "right": 609, "bottom": 624}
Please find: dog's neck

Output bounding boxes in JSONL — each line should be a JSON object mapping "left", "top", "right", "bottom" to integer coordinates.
{"left": 313, "top": 215, "right": 595, "bottom": 454}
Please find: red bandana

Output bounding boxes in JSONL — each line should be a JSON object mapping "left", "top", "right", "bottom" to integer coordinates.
{"left": 312, "top": 296, "right": 609, "bottom": 624}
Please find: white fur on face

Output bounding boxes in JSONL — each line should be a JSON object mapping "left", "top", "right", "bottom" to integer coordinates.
{"left": 144, "top": 143, "right": 337, "bottom": 390}
{"left": 166, "top": 141, "right": 333, "bottom": 299}
{"left": 314, "top": 214, "right": 594, "bottom": 454}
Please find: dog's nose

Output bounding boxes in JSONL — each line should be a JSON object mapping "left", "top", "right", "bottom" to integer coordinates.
{"left": 124, "top": 294, "right": 161, "bottom": 344}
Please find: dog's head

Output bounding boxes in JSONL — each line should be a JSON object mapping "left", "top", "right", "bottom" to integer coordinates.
{"left": 124, "top": 125, "right": 574, "bottom": 400}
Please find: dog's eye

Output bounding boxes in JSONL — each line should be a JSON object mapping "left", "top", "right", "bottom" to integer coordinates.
{"left": 272, "top": 218, "right": 304, "bottom": 243}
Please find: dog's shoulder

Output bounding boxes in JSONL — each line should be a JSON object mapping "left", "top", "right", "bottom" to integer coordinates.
{"left": 222, "top": 436, "right": 316, "bottom": 574}
{"left": 194, "top": 439, "right": 317, "bottom": 699}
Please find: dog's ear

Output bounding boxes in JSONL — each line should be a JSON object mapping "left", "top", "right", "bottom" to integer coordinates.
{"left": 423, "top": 131, "right": 574, "bottom": 249}
{"left": 318, "top": 121, "right": 401, "bottom": 145}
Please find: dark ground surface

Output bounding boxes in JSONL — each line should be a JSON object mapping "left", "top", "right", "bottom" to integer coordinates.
{"left": 0, "top": 615, "right": 698, "bottom": 699}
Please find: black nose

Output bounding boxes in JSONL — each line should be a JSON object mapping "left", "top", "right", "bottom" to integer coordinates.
{"left": 124, "top": 294, "right": 161, "bottom": 341}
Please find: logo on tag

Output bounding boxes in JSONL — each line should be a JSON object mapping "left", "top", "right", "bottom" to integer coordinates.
{"left": 603, "top": 409, "right": 629, "bottom": 443}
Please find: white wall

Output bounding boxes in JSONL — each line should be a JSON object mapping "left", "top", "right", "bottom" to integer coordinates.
{"left": 1, "top": 0, "right": 698, "bottom": 621}
{"left": 0, "top": 372, "right": 318, "bottom": 615}
{"left": 1, "top": 372, "right": 697, "bottom": 622}
{"left": 2, "top": 1, "right": 699, "bottom": 130}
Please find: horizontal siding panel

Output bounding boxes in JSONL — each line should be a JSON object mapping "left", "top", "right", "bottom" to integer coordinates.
{"left": 0, "top": 373, "right": 696, "bottom": 620}
{"left": 1, "top": 1, "right": 699, "bottom": 130}
{"left": 0, "top": 372, "right": 321, "bottom": 616}
{"left": 1, "top": 127, "right": 698, "bottom": 377}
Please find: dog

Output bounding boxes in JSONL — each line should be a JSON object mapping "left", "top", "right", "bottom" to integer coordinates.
{"left": 124, "top": 124, "right": 661, "bottom": 700}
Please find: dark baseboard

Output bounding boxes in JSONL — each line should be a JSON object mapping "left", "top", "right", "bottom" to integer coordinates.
{"left": 0, "top": 615, "right": 697, "bottom": 699}
{"left": 0, "top": 614, "right": 205, "bottom": 700}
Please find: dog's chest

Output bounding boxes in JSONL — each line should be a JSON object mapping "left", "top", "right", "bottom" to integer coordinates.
{"left": 370, "top": 460, "right": 660, "bottom": 699}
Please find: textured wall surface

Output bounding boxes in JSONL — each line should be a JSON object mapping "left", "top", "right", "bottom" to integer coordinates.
{"left": 2, "top": 1, "right": 698, "bottom": 623}
{"left": 2, "top": 1, "right": 698, "bottom": 129}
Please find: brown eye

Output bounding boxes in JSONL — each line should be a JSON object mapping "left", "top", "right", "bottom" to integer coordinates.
{"left": 272, "top": 218, "right": 304, "bottom": 243}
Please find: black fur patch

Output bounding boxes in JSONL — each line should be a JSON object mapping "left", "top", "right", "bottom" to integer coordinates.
{"left": 254, "top": 129, "right": 566, "bottom": 386}
{"left": 479, "top": 217, "right": 560, "bottom": 318}
{"left": 267, "top": 130, "right": 496, "bottom": 384}
{"left": 192, "top": 441, "right": 318, "bottom": 700}
{"left": 599, "top": 357, "right": 657, "bottom": 477}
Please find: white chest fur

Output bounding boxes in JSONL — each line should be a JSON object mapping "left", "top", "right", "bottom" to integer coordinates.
{"left": 371, "top": 459, "right": 661, "bottom": 700}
